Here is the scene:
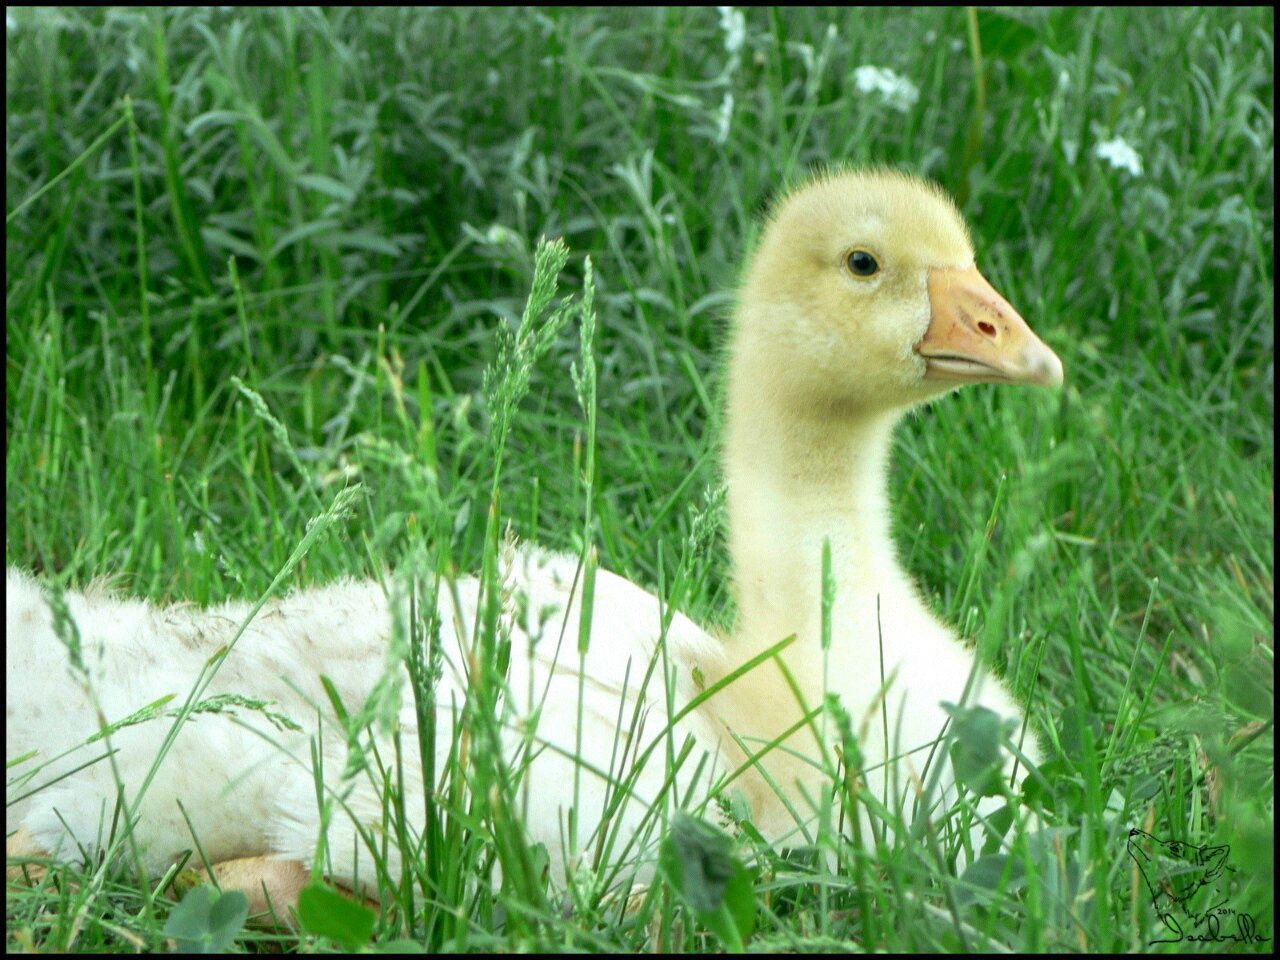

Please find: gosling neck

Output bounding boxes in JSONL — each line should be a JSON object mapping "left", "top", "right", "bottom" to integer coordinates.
{"left": 723, "top": 347, "right": 910, "bottom": 677}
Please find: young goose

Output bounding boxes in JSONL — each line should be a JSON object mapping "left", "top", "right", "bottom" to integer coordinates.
{"left": 709, "top": 168, "right": 1061, "bottom": 845}
{"left": 6, "top": 168, "right": 1061, "bottom": 910}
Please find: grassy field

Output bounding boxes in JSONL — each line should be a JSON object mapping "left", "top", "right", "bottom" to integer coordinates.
{"left": 5, "top": 6, "right": 1273, "bottom": 953}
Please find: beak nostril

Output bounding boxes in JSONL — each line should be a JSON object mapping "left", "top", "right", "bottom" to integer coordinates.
{"left": 978, "top": 320, "right": 997, "bottom": 338}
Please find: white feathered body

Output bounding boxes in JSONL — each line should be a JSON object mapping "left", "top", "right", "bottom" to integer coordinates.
{"left": 5, "top": 549, "right": 726, "bottom": 893}
{"left": 7, "top": 544, "right": 1031, "bottom": 893}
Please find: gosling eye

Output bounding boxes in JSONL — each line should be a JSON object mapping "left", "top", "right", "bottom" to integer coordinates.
{"left": 846, "top": 249, "right": 880, "bottom": 278}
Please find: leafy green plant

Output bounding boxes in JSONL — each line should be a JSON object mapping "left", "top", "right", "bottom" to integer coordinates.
{"left": 296, "top": 883, "right": 378, "bottom": 951}
{"left": 660, "top": 812, "right": 757, "bottom": 950}
{"left": 162, "top": 885, "right": 249, "bottom": 954}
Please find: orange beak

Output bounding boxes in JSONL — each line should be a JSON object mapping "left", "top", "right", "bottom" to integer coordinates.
{"left": 917, "top": 266, "right": 1064, "bottom": 388}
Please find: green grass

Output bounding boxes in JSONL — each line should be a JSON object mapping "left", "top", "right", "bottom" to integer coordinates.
{"left": 6, "top": 6, "right": 1273, "bottom": 953}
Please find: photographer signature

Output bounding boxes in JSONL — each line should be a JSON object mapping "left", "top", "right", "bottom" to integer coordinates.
{"left": 1126, "top": 828, "right": 1270, "bottom": 946}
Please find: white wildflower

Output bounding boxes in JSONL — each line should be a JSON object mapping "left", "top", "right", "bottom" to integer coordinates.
{"left": 1058, "top": 69, "right": 1071, "bottom": 91}
{"left": 852, "top": 65, "right": 919, "bottom": 113}
{"left": 461, "top": 221, "right": 521, "bottom": 250}
{"left": 718, "top": 6, "right": 745, "bottom": 57}
{"left": 1094, "top": 136, "right": 1143, "bottom": 176}
{"left": 715, "top": 92, "right": 734, "bottom": 145}
{"left": 485, "top": 224, "right": 521, "bottom": 247}
{"left": 7, "top": 12, "right": 16, "bottom": 32}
